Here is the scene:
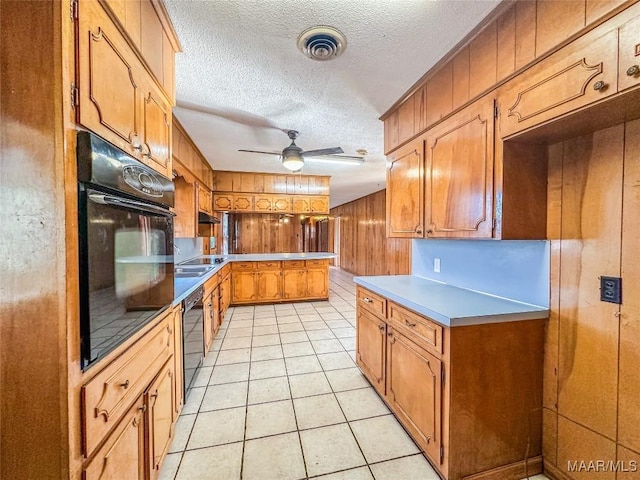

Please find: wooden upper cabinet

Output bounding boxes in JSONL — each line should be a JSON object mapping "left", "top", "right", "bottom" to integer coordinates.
{"left": 515, "top": 0, "right": 537, "bottom": 70}
{"left": 425, "top": 97, "right": 494, "bottom": 238}
{"left": 496, "top": 5, "right": 516, "bottom": 83}
{"left": 213, "top": 193, "right": 233, "bottom": 211}
{"left": 384, "top": 110, "right": 400, "bottom": 154}
{"left": 292, "top": 197, "right": 310, "bottom": 214}
{"left": 198, "top": 185, "right": 212, "bottom": 214}
{"left": 536, "top": 0, "right": 586, "bottom": 57}
{"left": 414, "top": 84, "right": 429, "bottom": 133}
{"left": 254, "top": 194, "right": 272, "bottom": 212}
{"left": 141, "top": 81, "right": 171, "bottom": 178}
{"left": 452, "top": 48, "right": 470, "bottom": 110}
{"left": 618, "top": 14, "right": 640, "bottom": 92}
{"left": 499, "top": 25, "right": 618, "bottom": 138}
{"left": 77, "top": 0, "right": 142, "bottom": 159}
{"left": 233, "top": 194, "right": 253, "bottom": 212}
{"left": 398, "top": 95, "right": 416, "bottom": 143}
{"left": 272, "top": 195, "right": 292, "bottom": 213}
{"left": 214, "top": 171, "right": 234, "bottom": 191}
{"left": 386, "top": 327, "right": 442, "bottom": 466}
{"left": 426, "top": 63, "right": 453, "bottom": 126}
{"left": 586, "top": 0, "right": 627, "bottom": 24}
{"left": 386, "top": 138, "right": 424, "bottom": 238}
{"left": 309, "top": 196, "right": 329, "bottom": 214}
{"left": 469, "top": 22, "right": 497, "bottom": 99}
{"left": 140, "top": 0, "right": 164, "bottom": 82}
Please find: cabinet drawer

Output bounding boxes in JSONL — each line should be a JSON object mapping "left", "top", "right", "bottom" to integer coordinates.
{"left": 282, "top": 260, "right": 305, "bottom": 269}
{"left": 82, "top": 311, "right": 173, "bottom": 456}
{"left": 204, "top": 272, "right": 220, "bottom": 292}
{"left": 306, "top": 259, "right": 329, "bottom": 268}
{"left": 499, "top": 26, "right": 618, "bottom": 138}
{"left": 231, "top": 261, "right": 255, "bottom": 271}
{"left": 256, "top": 261, "right": 281, "bottom": 270}
{"left": 388, "top": 302, "right": 443, "bottom": 355}
{"left": 357, "top": 286, "right": 387, "bottom": 318}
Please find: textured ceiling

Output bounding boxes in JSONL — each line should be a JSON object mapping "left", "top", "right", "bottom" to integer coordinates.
{"left": 164, "top": 0, "right": 501, "bottom": 208}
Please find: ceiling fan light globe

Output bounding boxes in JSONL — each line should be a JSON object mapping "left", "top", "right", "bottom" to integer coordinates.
{"left": 282, "top": 153, "right": 304, "bottom": 171}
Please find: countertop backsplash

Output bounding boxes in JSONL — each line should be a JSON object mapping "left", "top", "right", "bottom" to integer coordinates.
{"left": 411, "top": 239, "right": 550, "bottom": 308}
{"left": 174, "top": 237, "right": 204, "bottom": 264}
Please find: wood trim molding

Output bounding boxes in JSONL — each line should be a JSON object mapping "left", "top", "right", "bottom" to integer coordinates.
{"left": 542, "top": 460, "right": 574, "bottom": 480}
{"left": 462, "top": 455, "right": 543, "bottom": 480}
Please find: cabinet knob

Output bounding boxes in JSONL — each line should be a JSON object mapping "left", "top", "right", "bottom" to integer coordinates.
{"left": 426, "top": 229, "right": 433, "bottom": 235}
{"left": 627, "top": 65, "right": 640, "bottom": 77}
{"left": 120, "top": 380, "right": 130, "bottom": 389}
{"left": 404, "top": 319, "right": 417, "bottom": 328}
{"left": 593, "top": 80, "right": 607, "bottom": 91}
{"left": 415, "top": 226, "right": 423, "bottom": 235}
{"left": 138, "top": 404, "right": 147, "bottom": 413}
{"left": 363, "top": 297, "right": 373, "bottom": 303}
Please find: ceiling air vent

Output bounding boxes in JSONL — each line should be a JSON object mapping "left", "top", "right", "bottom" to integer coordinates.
{"left": 297, "top": 26, "right": 347, "bottom": 61}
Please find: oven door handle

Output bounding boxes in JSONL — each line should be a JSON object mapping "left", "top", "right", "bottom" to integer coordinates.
{"left": 89, "top": 194, "right": 176, "bottom": 217}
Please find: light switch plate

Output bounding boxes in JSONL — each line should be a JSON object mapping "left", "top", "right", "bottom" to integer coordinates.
{"left": 434, "top": 258, "right": 441, "bottom": 273}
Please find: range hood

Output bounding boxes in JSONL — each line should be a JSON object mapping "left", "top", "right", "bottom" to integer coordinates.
{"left": 198, "top": 211, "right": 220, "bottom": 224}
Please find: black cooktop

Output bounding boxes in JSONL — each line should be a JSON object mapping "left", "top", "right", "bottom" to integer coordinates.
{"left": 180, "top": 257, "right": 226, "bottom": 265}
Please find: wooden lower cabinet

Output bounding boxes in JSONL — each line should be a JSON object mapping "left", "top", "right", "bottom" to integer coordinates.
{"left": 146, "top": 360, "right": 174, "bottom": 479}
{"left": 83, "top": 395, "right": 146, "bottom": 480}
{"left": 386, "top": 327, "right": 441, "bottom": 465}
{"left": 203, "top": 289, "right": 215, "bottom": 353}
{"left": 355, "top": 309, "right": 386, "bottom": 395}
{"left": 230, "top": 260, "right": 330, "bottom": 305}
{"left": 355, "top": 287, "right": 545, "bottom": 480}
{"left": 256, "top": 270, "right": 282, "bottom": 301}
{"left": 282, "top": 269, "right": 308, "bottom": 300}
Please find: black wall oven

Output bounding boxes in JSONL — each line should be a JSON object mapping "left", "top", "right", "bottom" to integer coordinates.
{"left": 77, "top": 131, "right": 175, "bottom": 369}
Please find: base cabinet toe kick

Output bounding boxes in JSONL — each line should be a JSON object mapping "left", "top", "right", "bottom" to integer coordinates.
{"left": 355, "top": 285, "right": 546, "bottom": 480}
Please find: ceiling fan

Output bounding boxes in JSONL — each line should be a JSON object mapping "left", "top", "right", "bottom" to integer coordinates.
{"left": 239, "top": 130, "right": 365, "bottom": 172}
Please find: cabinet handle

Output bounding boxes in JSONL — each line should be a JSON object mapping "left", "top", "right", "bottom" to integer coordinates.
{"left": 138, "top": 404, "right": 147, "bottom": 413}
{"left": 378, "top": 324, "right": 385, "bottom": 332}
{"left": 167, "top": 325, "right": 172, "bottom": 335}
{"left": 363, "top": 297, "right": 373, "bottom": 303}
{"left": 404, "top": 319, "right": 417, "bottom": 328}
{"left": 120, "top": 380, "right": 130, "bottom": 389}
{"left": 415, "top": 226, "right": 423, "bottom": 235}
{"left": 426, "top": 229, "right": 433, "bottom": 235}
{"left": 593, "top": 80, "right": 607, "bottom": 91}
{"left": 627, "top": 65, "right": 640, "bottom": 77}
{"left": 150, "top": 392, "right": 158, "bottom": 399}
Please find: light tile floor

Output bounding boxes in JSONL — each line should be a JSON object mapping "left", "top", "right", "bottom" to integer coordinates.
{"left": 161, "top": 267, "right": 549, "bottom": 480}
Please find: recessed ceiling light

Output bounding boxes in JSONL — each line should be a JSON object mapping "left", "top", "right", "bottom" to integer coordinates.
{"left": 297, "top": 26, "right": 347, "bottom": 61}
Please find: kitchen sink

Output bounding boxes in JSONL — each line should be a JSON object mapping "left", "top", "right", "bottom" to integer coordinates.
{"left": 174, "top": 265, "right": 214, "bottom": 277}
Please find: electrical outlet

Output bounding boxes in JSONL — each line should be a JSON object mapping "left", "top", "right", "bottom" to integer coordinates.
{"left": 600, "top": 276, "right": 622, "bottom": 304}
{"left": 434, "top": 258, "right": 441, "bottom": 273}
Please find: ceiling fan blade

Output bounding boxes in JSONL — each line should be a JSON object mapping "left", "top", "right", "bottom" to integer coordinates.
{"left": 305, "top": 155, "right": 365, "bottom": 165}
{"left": 238, "top": 149, "right": 282, "bottom": 156}
{"left": 302, "top": 147, "right": 344, "bottom": 157}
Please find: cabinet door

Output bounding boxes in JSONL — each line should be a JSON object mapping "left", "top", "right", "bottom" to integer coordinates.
{"left": 172, "top": 307, "right": 183, "bottom": 418}
{"left": 231, "top": 271, "right": 257, "bottom": 303}
{"left": 203, "top": 291, "right": 214, "bottom": 354}
{"left": 213, "top": 193, "right": 233, "bottom": 211}
{"left": 309, "top": 196, "right": 329, "bottom": 214}
{"left": 198, "top": 185, "right": 212, "bottom": 214}
{"left": 618, "top": 15, "right": 640, "bottom": 92}
{"left": 386, "top": 138, "right": 424, "bottom": 238}
{"left": 146, "top": 360, "right": 174, "bottom": 479}
{"left": 83, "top": 395, "right": 146, "bottom": 480}
{"left": 233, "top": 194, "right": 254, "bottom": 212}
{"left": 272, "top": 195, "right": 292, "bottom": 213}
{"left": 424, "top": 98, "right": 494, "bottom": 238}
{"left": 292, "top": 197, "right": 310, "bottom": 214}
{"left": 356, "top": 309, "right": 386, "bottom": 395}
{"left": 212, "top": 286, "right": 222, "bottom": 335}
{"left": 254, "top": 194, "right": 272, "bottom": 212}
{"left": 77, "top": 1, "right": 142, "bottom": 159}
{"left": 141, "top": 82, "right": 171, "bottom": 178}
{"left": 282, "top": 269, "right": 307, "bottom": 300}
{"left": 306, "top": 268, "right": 328, "bottom": 299}
{"left": 499, "top": 26, "right": 618, "bottom": 138}
{"left": 386, "top": 327, "right": 442, "bottom": 465}
{"left": 256, "top": 270, "right": 282, "bottom": 301}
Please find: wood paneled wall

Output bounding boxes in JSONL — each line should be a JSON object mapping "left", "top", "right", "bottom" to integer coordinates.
{"left": 330, "top": 190, "right": 411, "bottom": 276}
{"left": 543, "top": 119, "right": 640, "bottom": 478}
{"left": 230, "top": 214, "right": 302, "bottom": 254}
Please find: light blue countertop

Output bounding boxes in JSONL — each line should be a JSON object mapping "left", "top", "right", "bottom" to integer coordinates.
{"left": 173, "top": 252, "right": 336, "bottom": 306}
{"left": 353, "top": 275, "right": 549, "bottom": 328}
